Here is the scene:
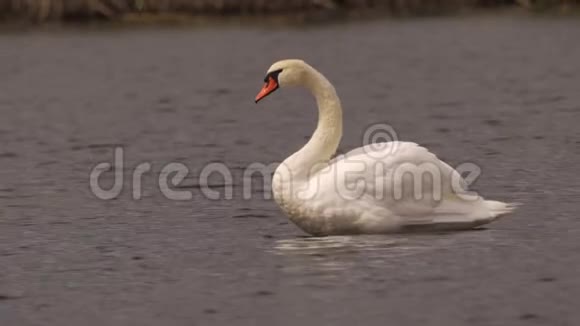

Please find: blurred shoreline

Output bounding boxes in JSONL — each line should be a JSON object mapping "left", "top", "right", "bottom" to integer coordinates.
{"left": 0, "top": 0, "right": 578, "bottom": 26}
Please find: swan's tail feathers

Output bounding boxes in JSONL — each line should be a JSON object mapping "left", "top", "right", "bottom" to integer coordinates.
{"left": 398, "top": 200, "right": 520, "bottom": 232}
{"left": 485, "top": 200, "right": 520, "bottom": 219}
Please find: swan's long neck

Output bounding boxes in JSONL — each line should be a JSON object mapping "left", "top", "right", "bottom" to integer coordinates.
{"left": 284, "top": 68, "right": 343, "bottom": 178}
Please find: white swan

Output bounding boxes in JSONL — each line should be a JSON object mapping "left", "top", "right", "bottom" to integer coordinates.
{"left": 255, "top": 59, "right": 517, "bottom": 236}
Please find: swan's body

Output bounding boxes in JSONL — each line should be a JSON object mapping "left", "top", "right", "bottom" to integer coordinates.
{"left": 255, "top": 59, "right": 516, "bottom": 236}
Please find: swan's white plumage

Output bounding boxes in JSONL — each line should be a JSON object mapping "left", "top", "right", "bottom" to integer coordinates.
{"left": 259, "top": 59, "right": 517, "bottom": 236}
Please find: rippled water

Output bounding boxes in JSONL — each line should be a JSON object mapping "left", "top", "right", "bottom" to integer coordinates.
{"left": 1, "top": 16, "right": 580, "bottom": 326}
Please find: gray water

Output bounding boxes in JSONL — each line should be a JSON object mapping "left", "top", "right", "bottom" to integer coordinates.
{"left": 1, "top": 16, "right": 580, "bottom": 326}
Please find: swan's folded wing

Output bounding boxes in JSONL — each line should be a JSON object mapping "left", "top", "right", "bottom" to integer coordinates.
{"left": 327, "top": 141, "right": 472, "bottom": 222}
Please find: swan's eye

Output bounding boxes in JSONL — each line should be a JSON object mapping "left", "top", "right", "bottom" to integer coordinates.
{"left": 263, "top": 69, "right": 283, "bottom": 84}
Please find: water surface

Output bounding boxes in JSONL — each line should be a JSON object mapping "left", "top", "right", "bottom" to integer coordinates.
{"left": 1, "top": 16, "right": 580, "bottom": 326}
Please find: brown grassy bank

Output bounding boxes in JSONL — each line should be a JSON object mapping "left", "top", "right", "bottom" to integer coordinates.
{"left": 0, "top": 0, "right": 578, "bottom": 23}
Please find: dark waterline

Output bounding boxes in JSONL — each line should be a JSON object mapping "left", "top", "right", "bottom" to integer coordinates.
{"left": 1, "top": 16, "right": 580, "bottom": 326}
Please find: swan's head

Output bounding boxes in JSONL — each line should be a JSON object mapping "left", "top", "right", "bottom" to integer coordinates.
{"left": 255, "top": 59, "right": 311, "bottom": 103}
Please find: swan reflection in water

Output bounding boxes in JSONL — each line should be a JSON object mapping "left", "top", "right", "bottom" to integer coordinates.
{"left": 271, "top": 235, "right": 432, "bottom": 277}
{"left": 272, "top": 231, "right": 496, "bottom": 278}
{"left": 276, "top": 236, "right": 402, "bottom": 253}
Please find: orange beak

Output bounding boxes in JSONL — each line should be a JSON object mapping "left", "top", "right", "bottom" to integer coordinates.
{"left": 255, "top": 76, "right": 279, "bottom": 103}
